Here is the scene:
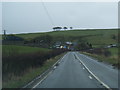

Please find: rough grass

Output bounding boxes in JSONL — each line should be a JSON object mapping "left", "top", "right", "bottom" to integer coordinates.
{"left": 2, "top": 45, "right": 50, "bottom": 56}
{"left": 81, "top": 47, "right": 119, "bottom": 67}
{"left": 2, "top": 52, "right": 66, "bottom": 88}
{"left": 15, "top": 32, "right": 45, "bottom": 40}
{"left": 2, "top": 45, "right": 66, "bottom": 88}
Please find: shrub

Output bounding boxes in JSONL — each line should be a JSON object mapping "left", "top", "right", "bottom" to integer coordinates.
{"left": 2, "top": 49, "right": 66, "bottom": 81}
{"left": 86, "top": 48, "right": 111, "bottom": 57}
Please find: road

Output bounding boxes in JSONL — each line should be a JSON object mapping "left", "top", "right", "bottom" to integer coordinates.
{"left": 33, "top": 52, "right": 118, "bottom": 89}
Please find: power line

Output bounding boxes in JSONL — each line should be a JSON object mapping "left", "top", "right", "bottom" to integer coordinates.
{"left": 41, "top": 0, "right": 54, "bottom": 26}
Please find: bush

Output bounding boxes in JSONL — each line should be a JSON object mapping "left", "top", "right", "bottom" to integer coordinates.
{"left": 103, "top": 49, "right": 111, "bottom": 57}
{"left": 86, "top": 48, "right": 111, "bottom": 57}
{"left": 2, "top": 49, "right": 66, "bottom": 81}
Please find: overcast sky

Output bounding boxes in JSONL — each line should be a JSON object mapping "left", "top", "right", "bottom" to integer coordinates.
{"left": 2, "top": 2, "right": 118, "bottom": 34}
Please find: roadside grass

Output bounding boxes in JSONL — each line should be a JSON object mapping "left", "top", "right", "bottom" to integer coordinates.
{"left": 2, "top": 45, "right": 50, "bottom": 56}
{"left": 3, "top": 52, "right": 66, "bottom": 88}
{"left": 2, "top": 45, "right": 67, "bottom": 88}
{"left": 108, "top": 47, "right": 118, "bottom": 55}
{"left": 80, "top": 47, "right": 119, "bottom": 67}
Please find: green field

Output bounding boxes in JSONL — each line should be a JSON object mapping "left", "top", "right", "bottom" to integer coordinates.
{"left": 2, "top": 45, "right": 50, "bottom": 56}
{"left": 15, "top": 29, "right": 118, "bottom": 48}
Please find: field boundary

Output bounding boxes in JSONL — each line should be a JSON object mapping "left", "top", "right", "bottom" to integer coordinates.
{"left": 22, "top": 52, "right": 67, "bottom": 88}
{"left": 80, "top": 51, "right": 118, "bottom": 69}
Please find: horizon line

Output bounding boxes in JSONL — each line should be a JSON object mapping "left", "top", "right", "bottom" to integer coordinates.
{"left": 1, "top": 28, "right": 119, "bottom": 35}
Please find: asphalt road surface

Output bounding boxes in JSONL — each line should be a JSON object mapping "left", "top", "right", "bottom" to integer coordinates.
{"left": 33, "top": 52, "right": 118, "bottom": 89}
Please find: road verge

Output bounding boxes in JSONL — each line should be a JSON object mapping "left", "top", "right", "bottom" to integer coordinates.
{"left": 74, "top": 53, "right": 112, "bottom": 90}
{"left": 22, "top": 52, "right": 67, "bottom": 88}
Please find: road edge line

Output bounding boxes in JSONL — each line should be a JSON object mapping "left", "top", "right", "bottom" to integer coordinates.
{"left": 75, "top": 53, "right": 112, "bottom": 90}
{"left": 32, "top": 70, "right": 53, "bottom": 89}
{"left": 31, "top": 53, "right": 68, "bottom": 89}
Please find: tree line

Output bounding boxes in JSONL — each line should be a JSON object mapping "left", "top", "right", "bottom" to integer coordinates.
{"left": 53, "top": 27, "right": 73, "bottom": 31}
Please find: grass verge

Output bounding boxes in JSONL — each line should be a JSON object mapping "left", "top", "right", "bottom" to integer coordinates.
{"left": 80, "top": 50, "right": 118, "bottom": 68}
{"left": 3, "top": 52, "right": 66, "bottom": 88}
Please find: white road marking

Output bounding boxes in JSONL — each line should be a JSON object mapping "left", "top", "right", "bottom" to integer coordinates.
{"left": 32, "top": 70, "right": 53, "bottom": 89}
{"left": 78, "top": 52, "right": 114, "bottom": 70}
{"left": 53, "top": 66, "right": 57, "bottom": 69}
{"left": 75, "top": 53, "right": 112, "bottom": 90}
{"left": 32, "top": 53, "right": 68, "bottom": 89}
{"left": 52, "top": 53, "right": 67, "bottom": 67}
{"left": 89, "top": 76, "right": 92, "bottom": 79}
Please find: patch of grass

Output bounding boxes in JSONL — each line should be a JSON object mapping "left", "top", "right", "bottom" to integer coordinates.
{"left": 2, "top": 45, "right": 50, "bottom": 56}
{"left": 15, "top": 32, "right": 45, "bottom": 40}
{"left": 107, "top": 47, "right": 118, "bottom": 65}
{"left": 80, "top": 48, "right": 119, "bottom": 67}
{"left": 108, "top": 47, "right": 118, "bottom": 55}
{"left": 3, "top": 52, "right": 66, "bottom": 88}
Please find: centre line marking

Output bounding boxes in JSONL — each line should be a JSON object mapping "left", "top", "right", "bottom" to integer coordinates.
{"left": 89, "top": 76, "right": 93, "bottom": 79}
{"left": 75, "top": 53, "right": 112, "bottom": 90}
{"left": 32, "top": 53, "right": 68, "bottom": 89}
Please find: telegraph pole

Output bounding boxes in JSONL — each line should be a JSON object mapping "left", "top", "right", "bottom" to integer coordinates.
{"left": 3, "top": 30, "right": 6, "bottom": 40}
{"left": 3, "top": 30, "right": 6, "bottom": 36}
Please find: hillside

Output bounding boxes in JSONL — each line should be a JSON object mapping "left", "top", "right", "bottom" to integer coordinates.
{"left": 15, "top": 29, "right": 118, "bottom": 48}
